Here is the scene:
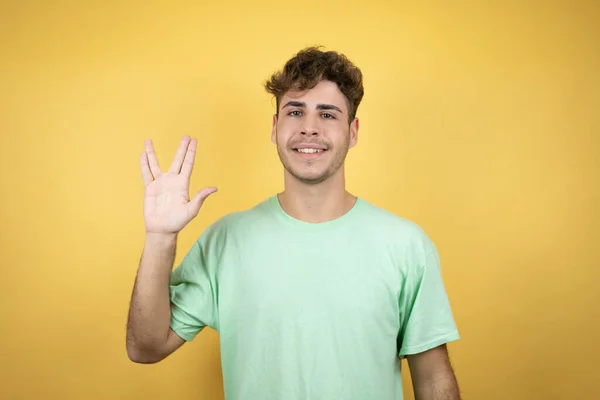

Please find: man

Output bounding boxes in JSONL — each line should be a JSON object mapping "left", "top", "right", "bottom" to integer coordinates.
{"left": 126, "top": 47, "right": 461, "bottom": 400}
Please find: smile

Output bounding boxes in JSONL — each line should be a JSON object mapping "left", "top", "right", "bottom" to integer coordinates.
{"left": 295, "top": 148, "right": 325, "bottom": 154}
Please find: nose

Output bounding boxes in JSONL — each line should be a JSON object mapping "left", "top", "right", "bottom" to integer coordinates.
{"left": 301, "top": 128, "right": 318, "bottom": 136}
{"left": 300, "top": 115, "right": 320, "bottom": 136}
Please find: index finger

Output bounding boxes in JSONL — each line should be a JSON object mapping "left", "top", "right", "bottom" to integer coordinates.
{"left": 180, "top": 137, "right": 197, "bottom": 177}
{"left": 169, "top": 135, "right": 192, "bottom": 174}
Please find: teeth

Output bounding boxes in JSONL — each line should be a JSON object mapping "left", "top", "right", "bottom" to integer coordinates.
{"left": 297, "top": 148, "right": 323, "bottom": 154}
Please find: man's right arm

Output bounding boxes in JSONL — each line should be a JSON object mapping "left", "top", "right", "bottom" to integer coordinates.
{"left": 127, "top": 135, "right": 218, "bottom": 363}
{"left": 126, "top": 233, "right": 185, "bottom": 364}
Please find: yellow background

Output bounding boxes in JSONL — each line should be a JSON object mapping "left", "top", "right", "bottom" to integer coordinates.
{"left": 1, "top": 1, "right": 598, "bottom": 399}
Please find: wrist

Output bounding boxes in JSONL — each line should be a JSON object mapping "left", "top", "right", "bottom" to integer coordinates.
{"left": 145, "top": 232, "right": 178, "bottom": 247}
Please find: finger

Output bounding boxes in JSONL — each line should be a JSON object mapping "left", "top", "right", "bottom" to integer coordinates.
{"left": 140, "top": 152, "right": 153, "bottom": 186}
{"left": 180, "top": 138, "right": 198, "bottom": 178}
{"left": 144, "top": 139, "right": 162, "bottom": 178}
{"left": 169, "top": 135, "right": 191, "bottom": 174}
{"left": 188, "top": 187, "right": 218, "bottom": 217}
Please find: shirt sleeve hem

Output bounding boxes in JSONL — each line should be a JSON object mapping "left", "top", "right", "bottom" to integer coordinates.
{"left": 398, "top": 330, "right": 461, "bottom": 358}
{"left": 170, "top": 324, "right": 200, "bottom": 342}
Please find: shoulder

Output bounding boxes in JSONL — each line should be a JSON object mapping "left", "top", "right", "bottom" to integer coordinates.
{"left": 357, "top": 199, "right": 432, "bottom": 240}
{"left": 356, "top": 198, "right": 438, "bottom": 258}
{"left": 198, "top": 196, "right": 274, "bottom": 237}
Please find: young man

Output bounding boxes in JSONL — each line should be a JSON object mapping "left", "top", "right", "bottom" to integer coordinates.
{"left": 126, "top": 47, "right": 461, "bottom": 400}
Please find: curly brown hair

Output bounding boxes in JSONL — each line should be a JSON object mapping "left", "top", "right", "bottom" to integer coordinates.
{"left": 264, "top": 46, "right": 364, "bottom": 124}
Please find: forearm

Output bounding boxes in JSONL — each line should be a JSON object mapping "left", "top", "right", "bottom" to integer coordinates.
{"left": 414, "top": 373, "right": 461, "bottom": 400}
{"left": 126, "top": 233, "right": 177, "bottom": 357}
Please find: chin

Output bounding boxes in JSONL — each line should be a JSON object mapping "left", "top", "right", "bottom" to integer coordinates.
{"left": 287, "top": 167, "right": 330, "bottom": 185}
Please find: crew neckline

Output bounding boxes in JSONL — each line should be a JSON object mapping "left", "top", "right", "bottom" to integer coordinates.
{"left": 267, "top": 194, "right": 365, "bottom": 231}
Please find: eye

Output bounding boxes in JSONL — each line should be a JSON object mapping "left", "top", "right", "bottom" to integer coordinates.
{"left": 288, "top": 110, "right": 303, "bottom": 117}
{"left": 321, "top": 113, "right": 336, "bottom": 119}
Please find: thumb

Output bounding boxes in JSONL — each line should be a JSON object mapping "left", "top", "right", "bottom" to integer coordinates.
{"left": 189, "top": 187, "right": 218, "bottom": 216}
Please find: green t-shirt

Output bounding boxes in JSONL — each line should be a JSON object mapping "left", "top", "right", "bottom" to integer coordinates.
{"left": 169, "top": 195, "right": 460, "bottom": 400}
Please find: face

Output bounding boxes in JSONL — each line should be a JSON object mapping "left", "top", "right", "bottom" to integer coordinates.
{"left": 271, "top": 80, "right": 359, "bottom": 185}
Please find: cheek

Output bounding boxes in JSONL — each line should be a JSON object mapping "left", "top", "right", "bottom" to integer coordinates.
{"left": 332, "top": 128, "right": 351, "bottom": 145}
{"left": 278, "top": 118, "right": 296, "bottom": 131}
{"left": 275, "top": 122, "right": 296, "bottom": 142}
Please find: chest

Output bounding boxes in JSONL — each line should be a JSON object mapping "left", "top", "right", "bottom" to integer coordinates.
{"left": 217, "top": 232, "right": 402, "bottom": 334}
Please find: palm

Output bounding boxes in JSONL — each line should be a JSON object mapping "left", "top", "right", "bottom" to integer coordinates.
{"left": 144, "top": 174, "right": 193, "bottom": 233}
{"left": 140, "top": 136, "right": 217, "bottom": 235}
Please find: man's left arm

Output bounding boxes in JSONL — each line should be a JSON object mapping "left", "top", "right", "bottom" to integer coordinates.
{"left": 407, "top": 344, "right": 460, "bottom": 400}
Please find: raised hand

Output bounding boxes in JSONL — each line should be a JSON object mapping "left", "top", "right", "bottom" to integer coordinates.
{"left": 140, "top": 135, "right": 217, "bottom": 235}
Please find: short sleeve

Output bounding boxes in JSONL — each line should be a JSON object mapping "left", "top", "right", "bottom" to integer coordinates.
{"left": 397, "top": 240, "right": 460, "bottom": 358}
{"left": 169, "top": 221, "right": 225, "bottom": 341}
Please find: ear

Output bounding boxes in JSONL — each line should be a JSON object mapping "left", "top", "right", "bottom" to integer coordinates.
{"left": 349, "top": 117, "right": 359, "bottom": 148}
{"left": 271, "top": 114, "right": 278, "bottom": 144}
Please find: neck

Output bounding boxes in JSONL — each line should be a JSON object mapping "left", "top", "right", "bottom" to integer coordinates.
{"left": 278, "top": 169, "right": 357, "bottom": 224}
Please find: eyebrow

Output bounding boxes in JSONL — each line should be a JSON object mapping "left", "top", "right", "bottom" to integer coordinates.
{"left": 282, "top": 101, "right": 344, "bottom": 114}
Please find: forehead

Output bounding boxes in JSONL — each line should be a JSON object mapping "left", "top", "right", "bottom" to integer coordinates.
{"left": 280, "top": 80, "right": 348, "bottom": 112}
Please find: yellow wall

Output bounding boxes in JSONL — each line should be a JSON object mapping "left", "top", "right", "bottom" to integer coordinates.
{"left": 1, "top": 1, "right": 598, "bottom": 399}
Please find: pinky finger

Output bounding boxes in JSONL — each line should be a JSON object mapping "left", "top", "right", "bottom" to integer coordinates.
{"left": 140, "top": 152, "right": 153, "bottom": 186}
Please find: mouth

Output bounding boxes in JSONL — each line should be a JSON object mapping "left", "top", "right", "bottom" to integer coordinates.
{"left": 292, "top": 147, "right": 327, "bottom": 160}
{"left": 293, "top": 148, "right": 326, "bottom": 154}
